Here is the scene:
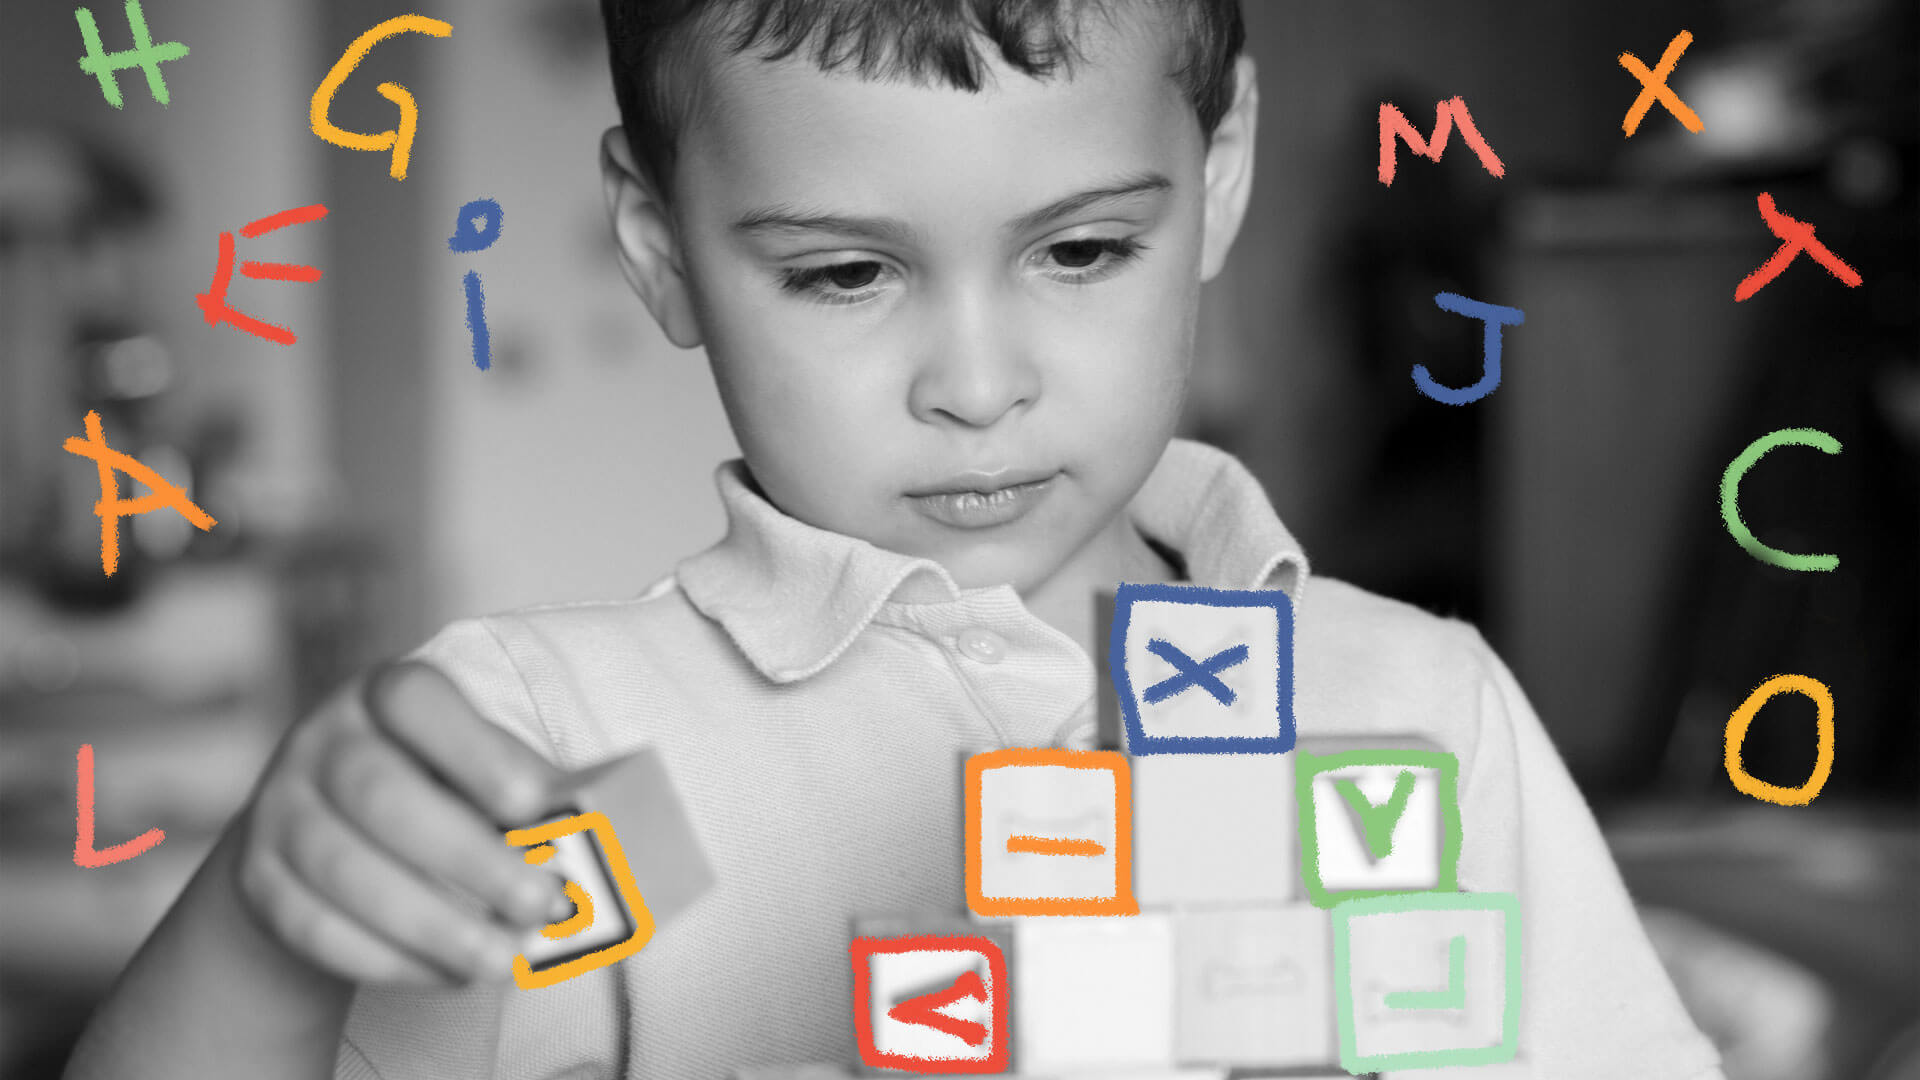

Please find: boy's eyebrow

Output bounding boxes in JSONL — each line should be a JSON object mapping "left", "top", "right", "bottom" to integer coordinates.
{"left": 729, "top": 172, "right": 1174, "bottom": 245}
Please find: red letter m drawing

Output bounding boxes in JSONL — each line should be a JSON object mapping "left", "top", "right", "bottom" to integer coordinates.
{"left": 1378, "top": 96, "right": 1506, "bottom": 186}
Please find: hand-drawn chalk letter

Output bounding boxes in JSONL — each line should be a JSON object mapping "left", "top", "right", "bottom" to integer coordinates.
{"left": 1378, "top": 97, "right": 1505, "bottom": 186}
{"left": 310, "top": 15, "right": 453, "bottom": 181}
{"left": 1412, "top": 292, "right": 1525, "bottom": 405}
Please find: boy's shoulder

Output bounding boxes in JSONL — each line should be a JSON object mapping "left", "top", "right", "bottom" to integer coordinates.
{"left": 458, "top": 571, "right": 703, "bottom": 648}
{"left": 405, "top": 572, "right": 732, "bottom": 757}
{"left": 1296, "top": 572, "right": 1492, "bottom": 665}
{"left": 1290, "top": 573, "right": 1513, "bottom": 750}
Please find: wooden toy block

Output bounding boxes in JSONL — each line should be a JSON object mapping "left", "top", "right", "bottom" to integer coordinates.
{"left": 1131, "top": 752, "right": 1297, "bottom": 906}
{"left": 507, "top": 748, "right": 715, "bottom": 983}
{"left": 1007, "top": 914, "right": 1176, "bottom": 1074}
{"left": 850, "top": 914, "right": 1013, "bottom": 1076}
{"left": 1172, "top": 905, "right": 1336, "bottom": 1067}
{"left": 567, "top": 747, "right": 715, "bottom": 925}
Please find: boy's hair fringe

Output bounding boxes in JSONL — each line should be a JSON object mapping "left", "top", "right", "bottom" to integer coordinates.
{"left": 600, "top": 0, "right": 1245, "bottom": 199}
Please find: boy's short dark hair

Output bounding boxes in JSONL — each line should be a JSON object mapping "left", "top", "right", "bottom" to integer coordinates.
{"left": 600, "top": 0, "right": 1245, "bottom": 200}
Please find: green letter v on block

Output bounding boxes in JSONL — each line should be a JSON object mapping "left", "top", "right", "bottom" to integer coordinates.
{"left": 1333, "top": 769, "right": 1417, "bottom": 860}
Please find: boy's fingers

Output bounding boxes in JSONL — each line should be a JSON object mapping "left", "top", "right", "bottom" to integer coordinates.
{"left": 243, "top": 846, "right": 455, "bottom": 990}
{"left": 318, "top": 732, "right": 565, "bottom": 928}
{"left": 281, "top": 789, "right": 525, "bottom": 984}
{"left": 361, "top": 659, "right": 566, "bottom": 826}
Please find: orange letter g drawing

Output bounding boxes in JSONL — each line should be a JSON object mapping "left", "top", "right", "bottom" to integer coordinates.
{"left": 310, "top": 15, "right": 453, "bottom": 181}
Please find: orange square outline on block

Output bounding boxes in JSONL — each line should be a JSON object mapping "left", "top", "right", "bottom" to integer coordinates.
{"left": 965, "top": 747, "right": 1138, "bottom": 917}
{"left": 503, "top": 810, "right": 656, "bottom": 989}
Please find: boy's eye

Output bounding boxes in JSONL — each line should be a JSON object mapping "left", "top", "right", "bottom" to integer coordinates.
{"left": 1040, "top": 236, "right": 1147, "bottom": 281}
{"left": 1050, "top": 239, "right": 1108, "bottom": 268}
{"left": 775, "top": 238, "right": 1148, "bottom": 304}
{"left": 822, "top": 262, "right": 881, "bottom": 289}
{"left": 777, "top": 259, "right": 889, "bottom": 304}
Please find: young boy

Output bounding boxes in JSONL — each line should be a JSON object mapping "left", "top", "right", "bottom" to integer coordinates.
{"left": 66, "top": 1, "right": 1724, "bottom": 1077}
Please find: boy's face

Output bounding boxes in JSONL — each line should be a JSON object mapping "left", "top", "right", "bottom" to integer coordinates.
{"left": 606, "top": 10, "right": 1256, "bottom": 598}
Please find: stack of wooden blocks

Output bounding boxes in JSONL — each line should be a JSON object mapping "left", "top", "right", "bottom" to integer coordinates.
{"left": 817, "top": 584, "right": 1520, "bottom": 1078}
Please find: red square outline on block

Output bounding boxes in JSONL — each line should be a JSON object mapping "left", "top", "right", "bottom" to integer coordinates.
{"left": 850, "top": 933, "right": 1011, "bottom": 1074}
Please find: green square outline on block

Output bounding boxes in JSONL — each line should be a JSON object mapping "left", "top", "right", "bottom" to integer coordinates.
{"left": 1295, "top": 748, "right": 1460, "bottom": 909}
{"left": 1332, "top": 891, "right": 1523, "bottom": 1071}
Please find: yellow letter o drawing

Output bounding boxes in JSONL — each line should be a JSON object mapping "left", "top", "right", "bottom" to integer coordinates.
{"left": 1724, "top": 674, "right": 1835, "bottom": 806}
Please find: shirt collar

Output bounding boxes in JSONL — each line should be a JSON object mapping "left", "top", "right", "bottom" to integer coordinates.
{"left": 674, "top": 437, "right": 1311, "bottom": 684}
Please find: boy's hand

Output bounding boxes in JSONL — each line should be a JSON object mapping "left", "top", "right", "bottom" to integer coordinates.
{"left": 233, "top": 659, "right": 571, "bottom": 989}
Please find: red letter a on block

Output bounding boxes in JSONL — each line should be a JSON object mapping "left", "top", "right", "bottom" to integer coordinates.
{"left": 1379, "top": 97, "right": 1506, "bottom": 185}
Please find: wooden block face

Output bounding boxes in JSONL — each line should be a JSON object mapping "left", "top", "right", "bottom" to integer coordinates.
{"left": 1108, "top": 584, "right": 1295, "bottom": 755}
{"left": 512, "top": 815, "right": 636, "bottom": 970}
{"left": 850, "top": 915, "right": 1014, "bottom": 1077}
{"left": 1172, "top": 905, "right": 1336, "bottom": 1068}
{"left": 504, "top": 810, "right": 654, "bottom": 989}
{"left": 966, "top": 748, "right": 1135, "bottom": 917}
{"left": 1332, "top": 893, "right": 1521, "bottom": 1071}
{"left": 501, "top": 749, "right": 711, "bottom": 988}
{"left": 850, "top": 921, "right": 1011, "bottom": 1075}
{"left": 1295, "top": 749, "right": 1460, "bottom": 908}
{"left": 1008, "top": 914, "right": 1176, "bottom": 1074}
{"left": 1131, "top": 753, "right": 1297, "bottom": 906}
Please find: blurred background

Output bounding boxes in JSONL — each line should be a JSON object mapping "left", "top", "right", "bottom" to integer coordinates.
{"left": 1, "top": 0, "right": 1914, "bottom": 1076}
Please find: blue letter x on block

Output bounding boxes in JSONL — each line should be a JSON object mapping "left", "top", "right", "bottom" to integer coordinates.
{"left": 1109, "top": 583, "right": 1295, "bottom": 755}
{"left": 1142, "top": 639, "right": 1249, "bottom": 705}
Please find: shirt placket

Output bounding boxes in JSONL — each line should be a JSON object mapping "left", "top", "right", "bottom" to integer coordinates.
{"left": 880, "top": 588, "right": 1097, "bottom": 752}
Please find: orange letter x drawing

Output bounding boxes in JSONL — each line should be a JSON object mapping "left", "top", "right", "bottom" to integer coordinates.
{"left": 1735, "top": 192, "right": 1863, "bottom": 302}
{"left": 61, "top": 410, "right": 215, "bottom": 576}
{"left": 1620, "top": 31, "right": 1703, "bottom": 136}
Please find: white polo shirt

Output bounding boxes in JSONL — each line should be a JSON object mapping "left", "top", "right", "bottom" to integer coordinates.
{"left": 336, "top": 437, "right": 1721, "bottom": 1080}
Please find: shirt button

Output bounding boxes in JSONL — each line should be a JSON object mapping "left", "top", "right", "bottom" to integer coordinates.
{"left": 956, "top": 627, "right": 1006, "bottom": 665}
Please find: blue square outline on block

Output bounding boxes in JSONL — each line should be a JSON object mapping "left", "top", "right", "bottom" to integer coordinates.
{"left": 1331, "top": 891, "right": 1523, "bottom": 1072}
{"left": 1109, "top": 582, "right": 1295, "bottom": 755}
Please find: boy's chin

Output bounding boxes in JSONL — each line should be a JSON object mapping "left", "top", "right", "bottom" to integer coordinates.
{"left": 927, "top": 542, "right": 1065, "bottom": 596}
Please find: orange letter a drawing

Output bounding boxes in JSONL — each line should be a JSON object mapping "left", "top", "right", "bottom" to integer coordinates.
{"left": 61, "top": 410, "right": 215, "bottom": 576}
{"left": 1378, "top": 97, "right": 1506, "bottom": 185}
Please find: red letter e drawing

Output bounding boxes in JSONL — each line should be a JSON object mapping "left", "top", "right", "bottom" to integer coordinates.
{"left": 75, "top": 743, "right": 164, "bottom": 867}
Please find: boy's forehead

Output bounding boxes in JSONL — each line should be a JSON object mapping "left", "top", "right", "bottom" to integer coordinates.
{"left": 676, "top": 7, "right": 1200, "bottom": 220}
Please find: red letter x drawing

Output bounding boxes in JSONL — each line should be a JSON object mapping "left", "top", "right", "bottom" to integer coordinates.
{"left": 1735, "top": 192, "right": 1862, "bottom": 302}
{"left": 196, "top": 203, "right": 328, "bottom": 344}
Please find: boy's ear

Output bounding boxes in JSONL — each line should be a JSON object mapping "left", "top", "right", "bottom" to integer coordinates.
{"left": 1199, "top": 54, "right": 1259, "bottom": 283}
{"left": 599, "top": 126, "right": 703, "bottom": 349}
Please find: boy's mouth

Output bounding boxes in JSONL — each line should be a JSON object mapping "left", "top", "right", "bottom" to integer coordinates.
{"left": 906, "top": 469, "right": 1059, "bottom": 529}
{"left": 907, "top": 467, "right": 1057, "bottom": 497}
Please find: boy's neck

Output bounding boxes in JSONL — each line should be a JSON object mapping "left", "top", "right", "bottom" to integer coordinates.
{"left": 1022, "top": 519, "right": 1185, "bottom": 662}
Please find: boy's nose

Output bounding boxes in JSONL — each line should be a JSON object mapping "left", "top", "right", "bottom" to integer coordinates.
{"left": 908, "top": 292, "right": 1040, "bottom": 429}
